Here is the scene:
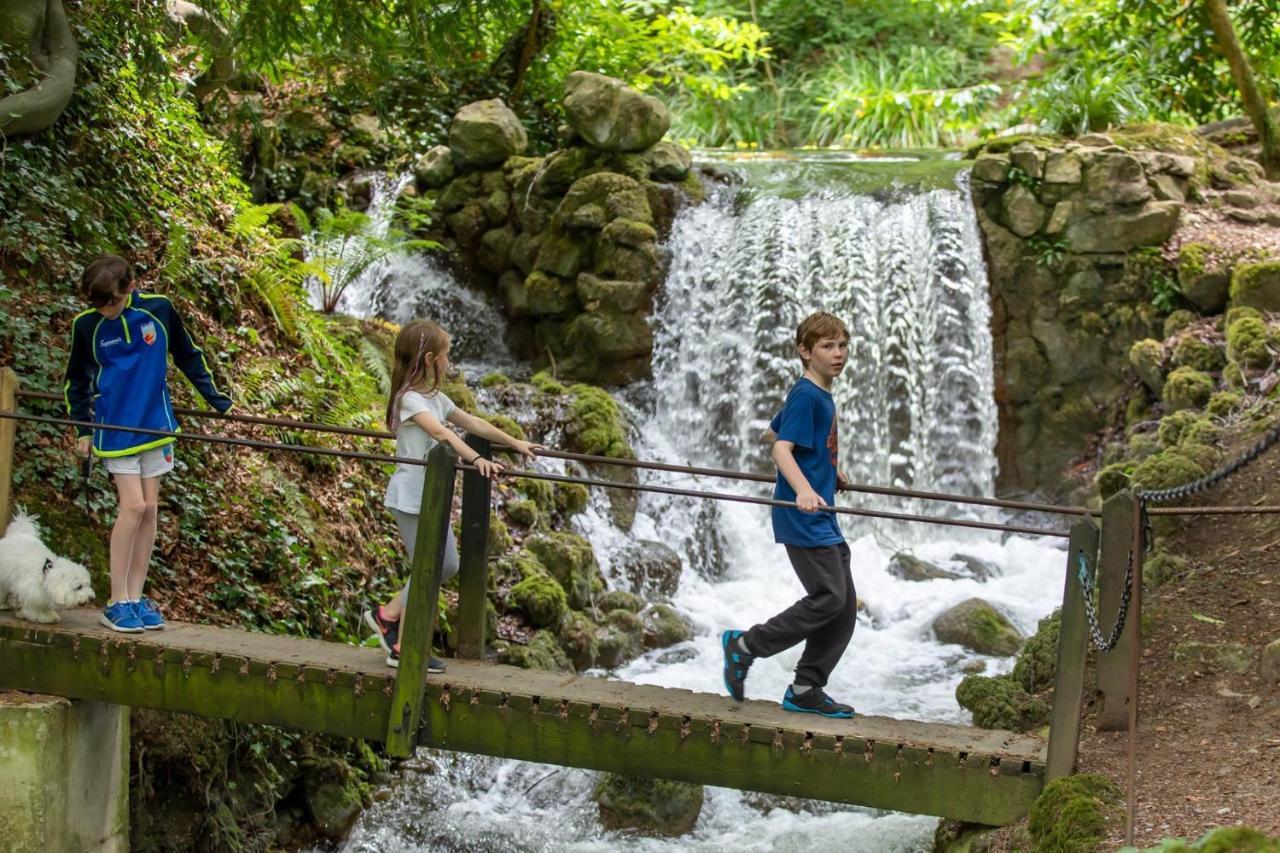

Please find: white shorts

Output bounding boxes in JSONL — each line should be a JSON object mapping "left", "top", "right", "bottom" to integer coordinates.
{"left": 103, "top": 444, "right": 175, "bottom": 478}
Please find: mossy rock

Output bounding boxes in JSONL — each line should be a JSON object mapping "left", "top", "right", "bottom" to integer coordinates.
{"left": 479, "top": 412, "right": 526, "bottom": 445}
{"left": 593, "top": 773, "right": 704, "bottom": 837}
{"left": 515, "top": 476, "right": 556, "bottom": 511}
{"left": 303, "top": 771, "right": 366, "bottom": 842}
{"left": 1027, "top": 774, "right": 1123, "bottom": 853}
{"left": 507, "top": 571, "right": 568, "bottom": 628}
{"left": 1206, "top": 390, "right": 1244, "bottom": 417}
{"left": 557, "top": 610, "right": 600, "bottom": 671}
{"left": 1011, "top": 610, "right": 1060, "bottom": 693}
{"left": 564, "top": 384, "right": 632, "bottom": 458}
{"left": 1144, "top": 551, "right": 1188, "bottom": 587}
{"left": 596, "top": 589, "right": 645, "bottom": 612}
{"left": 1157, "top": 410, "right": 1201, "bottom": 447}
{"left": 524, "top": 270, "right": 579, "bottom": 316}
{"left": 932, "top": 599, "right": 1024, "bottom": 656}
{"left": 1171, "top": 336, "right": 1226, "bottom": 372}
{"left": 1096, "top": 463, "right": 1132, "bottom": 499}
{"left": 1162, "top": 366, "right": 1214, "bottom": 411}
{"left": 1224, "top": 361, "right": 1247, "bottom": 389}
{"left": 1182, "top": 417, "right": 1221, "bottom": 447}
{"left": 600, "top": 218, "right": 657, "bottom": 249}
{"left": 1176, "top": 243, "right": 1231, "bottom": 313}
{"left": 954, "top": 674, "right": 1049, "bottom": 731}
{"left": 1230, "top": 259, "right": 1280, "bottom": 312}
{"left": 494, "top": 630, "right": 572, "bottom": 672}
{"left": 554, "top": 481, "right": 589, "bottom": 516}
{"left": 523, "top": 531, "right": 602, "bottom": 610}
{"left": 1163, "top": 308, "right": 1198, "bottom": 338}
{"left": 505, "top": 498, "right": 542, "bottom": 527}
{"left": 565, "top": 309, "right": 654, "bottom": 361}
{"left": 641, "top": 603, "right": 694, "bottom": 649}
{"left": 1128, "top": 338, "right": 1166, "bottom": 394}
{"left": 488, "top": 512, "right": 513, "bottom": 555}
{"left": 479, "top": 372, "right": 511, "bottom": 388}
{"left": 1150, "top": 827, "right": 1280, "bottom": 852}
{"left": 1130, "top": 450, "right": 1206, "bottom": 491}
{"left": 886, "top": 552, "right": 961, "bottom": 581}
{"left": 1226, "top": 315, "right": 1276, "bottom": 369}
{"left": 440, "top": 374, "right": 478, "bottom": 411}
{"left": 531, "top": 370, "right": 567, "bottom": 395}
{"left": 596, "top": 608, "right": 645, "bottom": 668}
{"left": 1125, "top": 392, "right": 1152, "bottom": 427}
{"left": 615, "top": 539, "right": 683, "bottom": 599}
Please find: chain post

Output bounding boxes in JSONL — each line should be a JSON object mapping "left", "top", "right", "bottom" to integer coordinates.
{"left": 385, "top": 443, "right": 457, "bottom": 757}
{"left": 1046, "top": 515, "right": 1100, "bottom": 780}
{"left": 456, "top": 435, "right": 492, "bottom": 660}
{"left": 1095, "top": 490, "right": 1138, "bottom": 732}
{"left": 0, "top": 367, "right": 18, "bottom": 538}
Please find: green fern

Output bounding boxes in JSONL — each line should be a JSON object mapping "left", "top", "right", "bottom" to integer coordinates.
{"left": 360, "top": 337, "right": 391, "bottom": 395}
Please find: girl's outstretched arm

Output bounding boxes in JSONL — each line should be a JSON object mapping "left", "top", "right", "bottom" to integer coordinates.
{"left": 445, "top": 410, "right": 541, "bottom": 461}
{"left": 409, "top": 411, "right": 504, "bottom": 478}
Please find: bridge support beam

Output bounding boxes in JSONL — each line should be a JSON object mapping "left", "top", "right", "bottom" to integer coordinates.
{"left": 1095, "top": 491, "right": 1140, "bottom": 732}
{"left": 0, "top": 692, "right": 129, "bottom": 852}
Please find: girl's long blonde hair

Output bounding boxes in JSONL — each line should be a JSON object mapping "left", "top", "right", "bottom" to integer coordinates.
{"left": 386, "top": 319, "right": 450, "bottom": 432}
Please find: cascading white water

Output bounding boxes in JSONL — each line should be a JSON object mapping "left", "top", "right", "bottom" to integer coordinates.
{"left": 337, "top": 156, "right": 1067, "bottom": 853}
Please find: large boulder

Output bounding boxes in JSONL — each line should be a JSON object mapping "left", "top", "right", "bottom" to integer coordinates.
{"left": 1064, "top": 201, "right": 1181, "bottom": 252}
{"left": 641, "top": 603, "right": 694, "bottom": 649}
{"left": 596, "top": 608, "right": 645, "bottom": 668}
{"left": 645, "top": 141, "right": 692, "bottom": 180}
{"left": 615, "top": 539, "right": 683, "bottom": 599}
{"left": 932, "top": 598, "right": 1024, "bottom": 656}
{"left": 563, "top": 71, "right": 671, "bottom": 152}
{"left": 1230, "top": 260, "right": 1280, "bottom": 312}
{"left": 523, "top": 532, "right": 603, "bottom": 610}
{"left": 887, "top": 553, "right": 960, "bottom": 582}
{"left": 593, "top": 774, "right": 704, "bottom": 837}
{"left": 448, "top": 99, "right": 528, "bottom": 168}
{"left": 413, "top": 145, "right": 454, "bottom": 189}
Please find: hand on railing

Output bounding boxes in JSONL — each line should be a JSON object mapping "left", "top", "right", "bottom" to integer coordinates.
{"left": 507, "top": 439, "right": 542, "bottom": 462}
{"left": 472, "top": 457, "right": 506, "bottom": 479}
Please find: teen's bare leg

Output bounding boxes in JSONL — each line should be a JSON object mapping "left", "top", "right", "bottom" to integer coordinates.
{"left": 125, "top": 475, "right": 161, "bottom": 600}
{"left": 109, "top": 474, "right": 146, "bottom": 602}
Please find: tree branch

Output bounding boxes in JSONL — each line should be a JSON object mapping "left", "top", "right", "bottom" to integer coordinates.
{"left": 0, "top": 0, "right": 78, "bottom": 138}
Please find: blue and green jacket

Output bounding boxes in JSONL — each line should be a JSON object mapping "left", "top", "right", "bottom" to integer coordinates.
{"left": 63, "top": 291, "right": 233, "bottom": 457}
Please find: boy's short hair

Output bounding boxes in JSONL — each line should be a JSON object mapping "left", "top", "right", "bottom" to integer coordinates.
{"left": 795, "top": 311, "right": 850, "bottom": 363}
{"left": 81, "top": 254, "right": 134, "bottom": 308}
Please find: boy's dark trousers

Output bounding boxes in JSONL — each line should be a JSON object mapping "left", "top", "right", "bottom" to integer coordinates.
{"left": 743, "top": 542, "right": 855, "bottom": 688}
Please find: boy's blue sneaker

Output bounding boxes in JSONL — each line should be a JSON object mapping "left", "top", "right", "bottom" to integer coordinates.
{"left": 782, "top": 686, "right": 855, "bottom": 719}
{"left": 135, "top": 597, "right": 165, "bottom": 630}
{"left": 721, "top": 629, "right": 754, "bottom": 703}
{"left": 100, "top": 601, "right": 145, "bottom": 633}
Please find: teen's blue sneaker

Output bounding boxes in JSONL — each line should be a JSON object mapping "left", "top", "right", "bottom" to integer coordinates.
{"left": 782, "top": 686, "right": 855, "bottom": 719}
{"left": 721, "top": 629, "right": 754, "bottom": 703}
{"left": 100, "top": 601, "right": 145, "bottom": 633}
{"left": 134, "top": 597, "right": 165, "bottom": 630}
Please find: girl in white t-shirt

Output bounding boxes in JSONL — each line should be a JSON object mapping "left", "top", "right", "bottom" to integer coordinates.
{"left": 364, "top": 319, "right": 538, "bottom": 669}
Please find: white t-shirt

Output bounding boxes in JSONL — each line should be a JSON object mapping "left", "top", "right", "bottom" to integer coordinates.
{"left": 384, "top": 389, "right": 457, "bottom": 513}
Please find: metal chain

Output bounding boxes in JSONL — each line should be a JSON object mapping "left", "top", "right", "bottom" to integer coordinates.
{"left": 1077, "top": 550, "right": 1133, "bottom": 652}
{"left": 1138, "top": 420, "right": 1280, "bottom": 504}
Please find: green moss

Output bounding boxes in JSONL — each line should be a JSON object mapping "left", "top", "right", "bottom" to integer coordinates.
{"left": 531, "top": 370, "right": 566, "bottom": 395}
{"left": 1011, "top": 611, "right": 1060, "bottom": 694}
{"left": 1170, "top": 336, "right": 1226, "bottom": 372}
{"left": 494, "top": 630, "right": 573, "bottom": 672}
{"left": 505, "top": 498, "right": 542, "bottom": 527}
{"left": 556, "top": 610, "right": 600, "bottom": 670}
{"left": 507, "top": 571, "right": 568, "bottom": 627}
{"left": 1027, "top": 774, "right": 1123, "bottom": 853}
{"left": 480, "top": 412, "right": 527, "bottom": 442}
{"left": 1125, "top": 393, "right": 1151, "bottom": 427}
{"left": 553, "top": 481, "right": 589, "bottom": 516}
{"left": 487, "top": 512, "right": 513, "bottom": 555}
{"left": 1130, "top": 450, "right": 1205, "bottom": 491}
{"left": 1162, "top": 366, "right": 1214, "bottom": 411}
{"left": 1144, "top": 551, "right": 1188, "bottom": 587}
{"left": 1096, "top": 463, "right": 1132, "bottom": 499}
{"left": 1170, "top": 826, "right": 1280, "bottom": 852}
{"left": 954, "top": 674, "right": 1048, "bottom": 731}
{"left": 596, "top": 589, "right": 646, "bottom": 612}
{"left": 1227, "top": 316, "right": 1275, "bottom": 369}
{"left": 593, "top": 773, "right": 704, "bottom": 837}
{"left": 1223, "top": 361, "right": 1246, "bottom": 389}
{"left": 1157, "top": 410, "right": 1200, "bottom": 447}
{"left": 523, "top": 532, "right": 601, "bottom": 610}
{"left": 1128, "top": 338, "right": 1166, "bottom": 393}
{"left": 1206, "top": 390, "right": 1244, "bottom": 417}
{"left": 440, "top": 374, "right": 478, "bottom": 411}
{"left": 1178, "top": 440, "right": 1220, "bottom": 472}
{"left": 515, "top": 476, "right": 556, "bottom": 510}
{"left": 479, "top": 372, "right": 511, "bottom": 388}
{"left": 1225, "top": 305, "right": 1263, "bottom": 326}
{"left": 1182, "top": 417, "right": 1221, "bottom": 447}
{"left": 1176, "top": 243, "right": 1209, "bottom": 280}
{"left": 565, "top": 384, "right": 633, "bottom": 458}
{"left": 1229, "top": 260, "right": 1280, "bottom": 311}
{"left": 1163, "top": 309, "right": 1197, "bottom": 339}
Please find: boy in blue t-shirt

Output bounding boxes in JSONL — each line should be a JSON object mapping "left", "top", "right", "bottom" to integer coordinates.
{"left": 722, "top": 311, "right": 857, "bottom": 718}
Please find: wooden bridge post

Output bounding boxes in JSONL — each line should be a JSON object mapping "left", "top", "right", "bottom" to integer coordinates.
{"left": 455, "top": 435, "right": 492, "bottom": 660}
{"left": 385, "top": 443, "right": 457, "bottom": 758}
{"left": 1095, "top": 490, "right": 1139, "bottom": 732}
{"left": 0, "top": 366, "right": 17, "bottom": 538}
{"left": 1046, "top": 515, "right": 1100, "bottom": 780}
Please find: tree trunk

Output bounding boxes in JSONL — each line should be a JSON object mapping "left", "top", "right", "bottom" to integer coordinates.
{"left": 509, "top": 0, "right": 542, "bottom": 102}
{"left": 0, "top": 0, "right": 78, "bottom": 137}
{"left": 1204, "top": 0, "right": 1280, "bottom": 178}
{"left": 165, "top": 1, "right": 235, "bottom": 99}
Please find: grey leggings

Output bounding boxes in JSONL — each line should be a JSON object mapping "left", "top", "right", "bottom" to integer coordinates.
{"left": 393, "top": 508, "right": 460, "bottom": 606}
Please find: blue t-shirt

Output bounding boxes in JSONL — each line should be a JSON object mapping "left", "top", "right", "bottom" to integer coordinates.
{"left": 769, "top": 377, "right": 844, "bottom": 547}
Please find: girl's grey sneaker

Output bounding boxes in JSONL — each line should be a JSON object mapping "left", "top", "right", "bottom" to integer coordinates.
{"left": 385, "top": 641, "right": 446, "bottom": 673}
{"left": 101, "top": 601, "right": 145, "bottom": 633}
{"left": 781, "top": 686, "right": 855, "bottom": 719}
{"left": 135, "top": 597, "right": 165, "bottom": 630}
{"left": 363, "top": 605, "right": 399, "bottom": 654}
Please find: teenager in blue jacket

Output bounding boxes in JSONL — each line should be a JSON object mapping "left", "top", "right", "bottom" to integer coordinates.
{"left": 64, "top": 255, "right": 233, "bottom": 632}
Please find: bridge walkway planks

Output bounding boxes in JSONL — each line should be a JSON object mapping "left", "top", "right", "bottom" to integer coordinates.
{"left": 0, "top": 610, "right": 1045, "bottom": 824}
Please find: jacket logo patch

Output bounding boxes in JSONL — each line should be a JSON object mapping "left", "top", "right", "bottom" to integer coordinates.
{"left": 141, "top": 322, "right": 157, "bottom": 345}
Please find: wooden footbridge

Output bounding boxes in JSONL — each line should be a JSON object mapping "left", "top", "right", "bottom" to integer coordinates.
{"left": 7, "top": 366, "right": 1269, "bottom": 828}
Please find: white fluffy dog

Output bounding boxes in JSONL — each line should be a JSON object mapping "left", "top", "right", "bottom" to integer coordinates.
{"left": 0, "top": 511, "right": 95, "bottom": 623}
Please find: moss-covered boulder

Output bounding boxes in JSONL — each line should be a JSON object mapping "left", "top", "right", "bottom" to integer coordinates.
{"left": 1171, "top": 335, "right": 1226, "bottom": 372}
{"left": 524, "top": 270, "right": 578, "bottom": 316}
{"left": 1148, "top": 827, "right": 1280, "bottom": 852}
{"left": 494, "top": 630, "right": 572, "bottom": 672}
{"left": 524, "top": 531, "right": 602, "bottom": 610}
{"left": 1206, "top": 390, "right": 1244, "bottom": 417}
{"left": 615, "top": 539, "right": 683, "bottom": 599}
{"left": 1129, "top": 450, "right": 1205, "bottom": 492}
{"left": 1230, "top": 260, "right": 1280, "bottom": 312}
{"left": 1162, "top": 366, "right": 1214, "bottom": 411}
{"left": 557, "top": 610, "right": 601, "bottom": 671}
{"left": 1144, "top": 551, "right": 1188, "bottom": 587}
{"left": 645, "top": 141, "right": 692, "bottom": 180}
{"left": 1163, "top": 308, "right": 1198, "bottom": 338}
{"left": 596, "top": 589, "right": 645, "bottom": 613}
{"left": 1227, "top": 315, "right": 1277, "bottom": 369}
{"left": 1027, "top": 774, "right": 1123, "bottom": 853}
{"left": 593, "top": 774, "right": 703, "bottom": 837}
{"left": 1176, "top": 242, "right": 1231, "bottom": 313}
{"left": 448, "top": 99, "right": 528, "bottom": 168}
{"left": 575, "top": 273, "right": 648, "bottom": 312}
{"left": 641, "top": 603, "right": 694, "bottom": 649}
{"left": 1128, "top": 339, "right": 1166, "bottom": 394}
{"left": 932, "top": 599, "right": 1024, "bottom": 656}
{"left": 565, "top": 309, "right": 654, "bottom": 361}
{"left": 1011, "top": 610, "right": 1060, "bottom": 693}
{"left": 954, "top": 674, "right": 1049, "bottom": 730}
{"left": 507, "top": 571, "right": 569, "bottom": 628}
{"left": 1157, "top": 410, "right": 1201, "bottom": 447}
{"left": 563, "top": 71, "right": 671, "bottom": 153}
{"left": 596, "top": 608, "right": 646, "bottom": 668}
{"left": 565, "top": 384, "right": 632, "bottom": 458}
{"left": 302, "top": 765, "right": 367, "bottom": 842}
{"left": 506, "top": 498, "right": 542, "bottom": 528}
{"left": 1096, "top": 463, "right": 1132, "bottom": 499}
{"left": 414, "top": 145, "right": 455, "bottom": 189}
{"left": 488, "top": 512, "right": 513, "bottom": 555}
{"left": 887, "top": 552, "right": 961, "bottom": 582}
